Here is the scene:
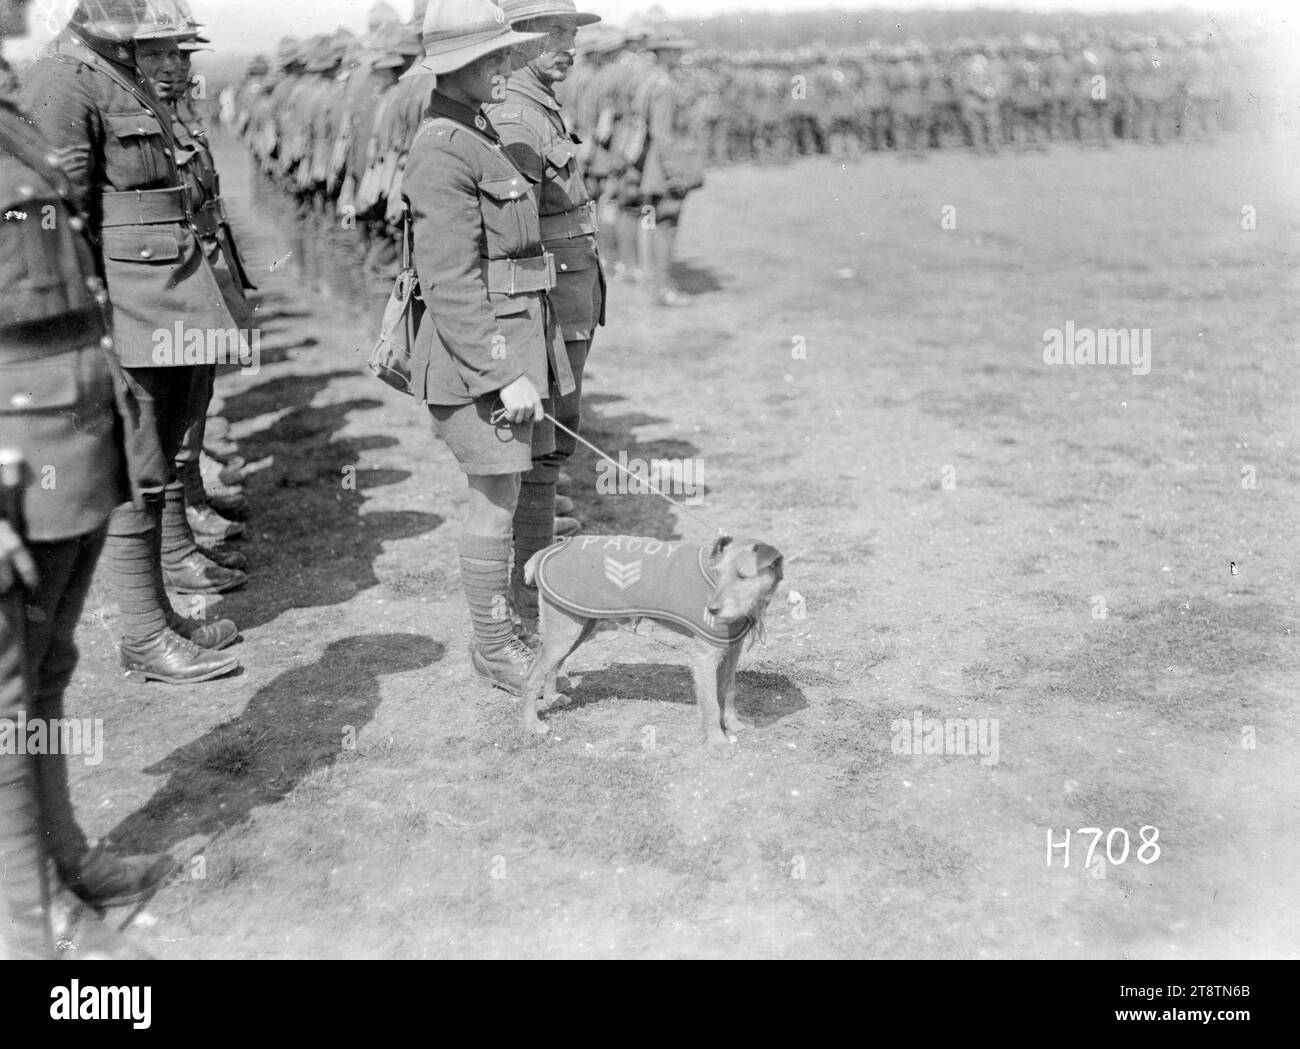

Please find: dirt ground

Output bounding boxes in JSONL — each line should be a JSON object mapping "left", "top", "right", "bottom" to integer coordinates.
{"left": 67, "top": 128, "right": 1298, "bottom": 959}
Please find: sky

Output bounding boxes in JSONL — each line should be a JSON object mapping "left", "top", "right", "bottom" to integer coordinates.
{"left": 8, "top": 0, "right": 1294, "bottom": 58}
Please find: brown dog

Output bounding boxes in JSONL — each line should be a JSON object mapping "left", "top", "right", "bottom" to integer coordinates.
{"left": 521, "top": 534, "right": 784, "bottom": 756}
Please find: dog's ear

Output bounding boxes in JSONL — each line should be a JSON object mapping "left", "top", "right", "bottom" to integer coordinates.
{"left": 710, "top": 534, "right": 733, "bottom": 561}
{"left": 755, "top": 543, "right": 784, "bottom": 581}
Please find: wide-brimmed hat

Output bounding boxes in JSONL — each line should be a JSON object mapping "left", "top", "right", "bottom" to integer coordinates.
{"left": 499, "top": 0, "right": 600, "bottom": 29}
{"left": 401, "top": 0, "right": 545, "bottom": 78}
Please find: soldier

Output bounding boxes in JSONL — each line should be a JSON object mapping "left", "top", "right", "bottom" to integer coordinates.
{"left": 1180, "top": 33, "right": 1219, "bottom": 141}
{"left": 887, "top": 44, "right": 928, "bottom": 158}
{"left": 580, "top": 27, "right": 630, "bottom": 270}
{"left": 167, "top": 24, "right": 256, "bottom": 566}
{"left": 958, "top": 40, "right": 1000, "bottom": 153}
{"left": 604, "top": 26, "right": 653, "bottom": 281}
{"left": 1009, "top": 36, "right": 1048, "bottom": 151}
{"left": 632, "top": 26, "right": 702, "bottom": 306}
{"left": 858, "top": 47, "right": 891, "bottom": 151}
{"left": 399, "top": 0, "right": 565, "bottom": 694}
{"left": 1, "top": 0, "right": 177, "bottom": 960}
{"left": 336, "top": 9, "right": 420, "bottom": 240}
{"left": 487, "top": 0, "right": 604, "bottom": 636}
{"left": 1075, "top": 40, "right": 1113, "bottom": 148}
{"left": 233, "top": 54, "right": 269, "bottom": 138}
{"left": 21, "top": 0, "right": 243, "bottom": 683}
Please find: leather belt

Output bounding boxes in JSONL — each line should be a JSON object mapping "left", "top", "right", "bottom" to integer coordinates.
{"left": 540, "top": 202, "right": 597, "bottom": 242}
{"left": 100, "top": 186, "right": 189, "bottom": 228}
{"left": 483, "top": 252, "right": 556, "bottom": 295}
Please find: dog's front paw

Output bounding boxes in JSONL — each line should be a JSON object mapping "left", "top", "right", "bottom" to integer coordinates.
{"left": 521, "top": 712, "right": 551, "bottom": 737}
{"left": 722, "top": 714, "right": 750, "bottom": 734}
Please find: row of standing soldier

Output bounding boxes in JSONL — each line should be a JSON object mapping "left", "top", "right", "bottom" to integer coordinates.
{"left": 227, "top": 16, "right": 1258, "bottom": 287}
{"left": 2, "top": 0, "right": 265, "bottom": 958}
{"left": 234, "top": 3, "right": 705, "bottom": 304}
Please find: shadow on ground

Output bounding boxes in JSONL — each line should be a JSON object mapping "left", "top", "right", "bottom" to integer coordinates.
{"left": 202, "top": 372, "right": 442, "bottom": 629}
{"left": 104, "top": 632, "right": 444, "bottom": 856}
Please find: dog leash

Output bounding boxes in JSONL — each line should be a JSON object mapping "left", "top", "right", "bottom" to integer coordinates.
{"left": 491, "top": 406, "right": 729, "bottom": 537}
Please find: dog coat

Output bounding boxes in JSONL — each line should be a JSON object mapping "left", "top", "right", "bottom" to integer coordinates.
{"left": 531, "top": 535, "right": 753, "bottom": 648}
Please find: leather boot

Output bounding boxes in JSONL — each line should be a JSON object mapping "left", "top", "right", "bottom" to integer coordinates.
{"left": 148, "top": 520, "right": 240, "bottom": 648}
{"left": 555, "top": 516, "right": 581, "bottom": 537}
{"left": 197, "top": 545, "right": 248, "bottom": 572}
{"left": 201, "top": 452, "right": 244, "bottom": 498}
{"left": 187, "top": 502, "right": 245, "bottom": 540}
{"left": 168, "top": 613, "right": 239, "bottom": 651}
{"left": 206, "top": 490, "right": 250, "bottom": 521}
{"left": 119, "top": 628, "right": 240, "bottom": 684}
{"left": 554, "top": 495, "right": 575, "bottom": 515}
{"left": 63, "top": 847, "right": 177, "bottom": 909}
{"left": 161, "top": 483, "right": 247, "bottom": 593}
{"left": 163, "top": 552, "right": 247, "bottom": 594}
{"left": 469, "top": 637, "right": 535, "bottom": 697}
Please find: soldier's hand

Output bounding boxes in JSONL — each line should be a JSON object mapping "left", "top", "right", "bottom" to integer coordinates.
{"left": 0, "top": 520, "right": 37, "bottom": 594}
{"left": 498, "top": 376, "right": 544, "bottom": 424}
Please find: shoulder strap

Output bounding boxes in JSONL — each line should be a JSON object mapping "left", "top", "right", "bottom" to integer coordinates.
{"left": 410, "top": 114, "right": 531, "bottom": 182}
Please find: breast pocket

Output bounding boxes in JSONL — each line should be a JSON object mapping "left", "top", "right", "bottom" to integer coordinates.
{"left": 477, "top": 173, "right": 533, "bottom": 256}
{"left": 544, "top": 139, "right": 576, "bottom": 176}
{"left": 104, "top": 112, "right": 170, "bottom": 187}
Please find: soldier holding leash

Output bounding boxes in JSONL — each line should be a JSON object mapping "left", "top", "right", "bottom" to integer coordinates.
{"left": 400, "top": 0, "right": 574, "bottom": 695}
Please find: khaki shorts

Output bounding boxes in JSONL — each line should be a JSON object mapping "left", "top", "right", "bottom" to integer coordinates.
{"left": 429, "top": 396, "right": 555, "bottom": 476}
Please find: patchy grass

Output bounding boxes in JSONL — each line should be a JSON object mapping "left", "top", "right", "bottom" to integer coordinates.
{"left": 63, "top": 132, "right": 1300, "bottom": 959}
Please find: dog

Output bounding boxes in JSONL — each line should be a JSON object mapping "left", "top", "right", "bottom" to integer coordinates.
{"left": 521, "top": 534, "right": 784, "bottom": 756}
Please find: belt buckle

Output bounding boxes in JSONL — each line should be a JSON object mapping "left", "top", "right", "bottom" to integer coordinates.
{"left": 506, "top": 257, "right": 517, "bottom": 296}
{"left": 544, "top": 251, "right": 556, "bottom": 290}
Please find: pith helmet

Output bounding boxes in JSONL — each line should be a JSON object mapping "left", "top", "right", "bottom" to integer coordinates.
{"left": 401, "top": 0, "right": 545, "bottom": 78}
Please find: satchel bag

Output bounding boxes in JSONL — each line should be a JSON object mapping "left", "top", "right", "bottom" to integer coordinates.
{"left": 367, "top": 204, "right": 423, "bottom": 396}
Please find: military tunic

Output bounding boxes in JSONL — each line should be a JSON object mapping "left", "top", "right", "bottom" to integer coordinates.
{"left": 487, "top": 64, "right": 605, "bottom": 345}
{"left": 403, "top": 92, "right": 572, "bottom": 407}
{"left": 0, "top": 81, "right": 124, "bottom": 541}
{"left": 20, "top": 28, "right": 239, "bottom": 370}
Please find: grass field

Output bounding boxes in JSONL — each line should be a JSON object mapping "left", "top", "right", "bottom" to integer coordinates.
{"left": 67, "top": 127, "right": 1299, "bottom": 958}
